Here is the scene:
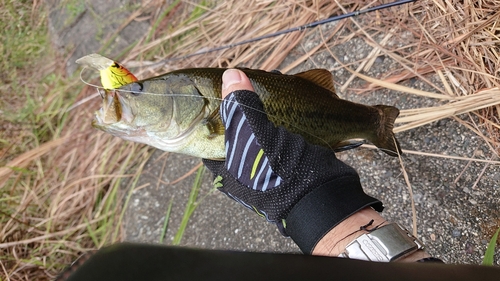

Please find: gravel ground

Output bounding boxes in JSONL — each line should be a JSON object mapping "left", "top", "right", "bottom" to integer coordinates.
{"left": 123, "top": 20, "right": 500, "bottom": 265}
{"left": 49, "top": 1, "right": 499, "bottom": 265}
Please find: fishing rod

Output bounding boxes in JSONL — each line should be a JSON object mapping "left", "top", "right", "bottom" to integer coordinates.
{"left": 150, "top": 0, "right": 417, "bottom": 67}
{"left": 71, "top": 0, "right": 416, "bottom": 111}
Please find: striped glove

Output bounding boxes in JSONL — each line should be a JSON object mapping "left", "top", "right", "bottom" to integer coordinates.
{"left": 203, "top": 90, "right": 383, "bottom": 253}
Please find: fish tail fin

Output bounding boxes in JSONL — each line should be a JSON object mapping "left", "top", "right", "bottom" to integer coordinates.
{"left": 372, "top": 105, "right": 402, "bottom": 157}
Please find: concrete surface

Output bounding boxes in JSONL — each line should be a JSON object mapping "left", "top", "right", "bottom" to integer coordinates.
{"left": 49, "top": 0, "right": 499, "bottom": 265}
{"left": 47, "top": 0, "right": 149, "bottom": 76}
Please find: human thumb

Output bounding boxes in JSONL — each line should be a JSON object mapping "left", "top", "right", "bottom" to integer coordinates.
{"left": 221, "top": 69, "right": 255, "bottom": 99}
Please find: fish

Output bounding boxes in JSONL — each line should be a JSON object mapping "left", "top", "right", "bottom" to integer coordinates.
{"left": 77, "top": 55, "right": 401, "bottom": 159}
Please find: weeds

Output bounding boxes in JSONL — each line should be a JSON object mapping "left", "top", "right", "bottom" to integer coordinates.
{"left": 483, "top": 227, "right": 500, "bottom": 266}
{"left": 2, "top": 1, "right": 500, "bottom": 280}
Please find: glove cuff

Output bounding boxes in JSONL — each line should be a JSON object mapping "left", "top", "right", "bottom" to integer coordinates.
{"left": 285, "top": 177, "right": 383, "bottom": 254}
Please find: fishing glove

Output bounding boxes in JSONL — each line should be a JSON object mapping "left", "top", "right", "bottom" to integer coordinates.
{"left": 203, "top": 90, "right": 384, "bottom": 254}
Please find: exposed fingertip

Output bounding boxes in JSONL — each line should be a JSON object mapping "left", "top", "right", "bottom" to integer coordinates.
{"left": 221, "top": 69, "right": 255, "bottom": 98}
{"left": 222, "top": 69, "right": 242, "bottom": 91}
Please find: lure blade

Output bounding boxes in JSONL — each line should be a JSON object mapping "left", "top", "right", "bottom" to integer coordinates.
{"left": 76, "top": 54, "right": 138, "bottom": 89}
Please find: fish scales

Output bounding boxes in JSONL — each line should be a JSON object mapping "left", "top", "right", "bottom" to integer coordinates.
{"left": 91, "top": 67, "right": 401, "bottom": 159}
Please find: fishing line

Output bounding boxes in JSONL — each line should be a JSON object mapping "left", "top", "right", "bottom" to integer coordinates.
{"left": 66, "top": 67, "right": 106, "bottom": 112}
{"left": 74, "top": 0, "right": 416, "bottom": 151}
{"left": 75, "top": 66, "right": 356, "bottom": 152}
{"left": 72, "top": 2, "right": 416, "bottom": 98}
{"left": 146, "top": 0, "right": 417, "bottom": 68}
{"left": 77, "top": 77, "right": 336, "bottom": 150}
{"left": 78, "top": 66, "right": 107, "bottom": 91}
{"left": 76, "top": 60, "right": 359, "bottom": 151}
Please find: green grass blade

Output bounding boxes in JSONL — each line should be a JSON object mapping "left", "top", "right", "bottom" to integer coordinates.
{"left": 146, "top": 0, "right": 181, "bottom": 43}
{"left": 113, "top": 146, "right": 153, "bottom": 242}
{"left": 85, "top": 217, "right": 99, "bottom": 247}
{"left": 172, "top": 165, "right": 205, "bottom": 245}
{"left": 482, "top": 226, "right": 500, "bottom": 266}
{"left": 159, "top": 197, "right": 174, "bottom": 244}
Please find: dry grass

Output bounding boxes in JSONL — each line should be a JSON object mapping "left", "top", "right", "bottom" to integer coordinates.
{"left": 0, "top": 86, "right": 152, "bottom": 280}
{"left": 1, "top": 0, "right": 500, "bottom": 280}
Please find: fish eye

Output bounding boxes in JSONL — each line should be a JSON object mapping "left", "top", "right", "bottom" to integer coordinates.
{"left": 130, "top": 82, "right": 143, "bottom": 96}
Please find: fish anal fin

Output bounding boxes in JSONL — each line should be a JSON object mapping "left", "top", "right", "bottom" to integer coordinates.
{"left": 294, "top": 69, "right": 338, "bottom": 97}
{"left": 332, "top": 140, "right": 365, "bottom": 153}
{"left": 371, "top": 105, "right": 402, "bottom": 157}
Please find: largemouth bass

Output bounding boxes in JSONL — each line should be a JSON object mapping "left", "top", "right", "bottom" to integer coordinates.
{"left": 87, "top": 67, "right": 401, "bottom": 159}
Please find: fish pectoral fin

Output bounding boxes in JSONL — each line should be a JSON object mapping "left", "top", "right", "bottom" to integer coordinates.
{"left": 294, "top": 69, "right": 339, "bottom": 97}
{"left": 333, "top": 140, "right": 365, "bottom": 152}
{"left": 204, "top": 110, "right": 225, "bottom": 139}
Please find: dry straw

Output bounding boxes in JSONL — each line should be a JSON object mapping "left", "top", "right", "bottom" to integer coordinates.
{"left": 1, "top": 0, "right": 499, "bottom": 280}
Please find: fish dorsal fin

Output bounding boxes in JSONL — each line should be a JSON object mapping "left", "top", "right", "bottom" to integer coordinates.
{"left": 294, "top": 69, "right": 338, "bottom": 97}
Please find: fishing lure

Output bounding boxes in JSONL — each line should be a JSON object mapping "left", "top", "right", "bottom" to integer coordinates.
{"left": 76, "top": 54, "right": 138, "bottom": 89}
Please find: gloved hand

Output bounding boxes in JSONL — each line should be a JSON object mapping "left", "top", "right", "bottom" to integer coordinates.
{"left": 203, "top": 70, "right": 383, "bottom": 254}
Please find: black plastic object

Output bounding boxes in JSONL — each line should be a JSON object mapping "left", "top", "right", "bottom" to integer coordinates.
{"left": 58, "top": 243, "right": 500, "bottom": 281}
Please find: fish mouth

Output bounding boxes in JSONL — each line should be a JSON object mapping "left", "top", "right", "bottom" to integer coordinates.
{"left": 93, "top": 90, "right": 133, "bottom": 126}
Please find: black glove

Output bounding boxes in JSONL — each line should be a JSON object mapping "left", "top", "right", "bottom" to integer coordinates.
{"left": 203, "top": 90, "right": 383, "bottom": 253}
